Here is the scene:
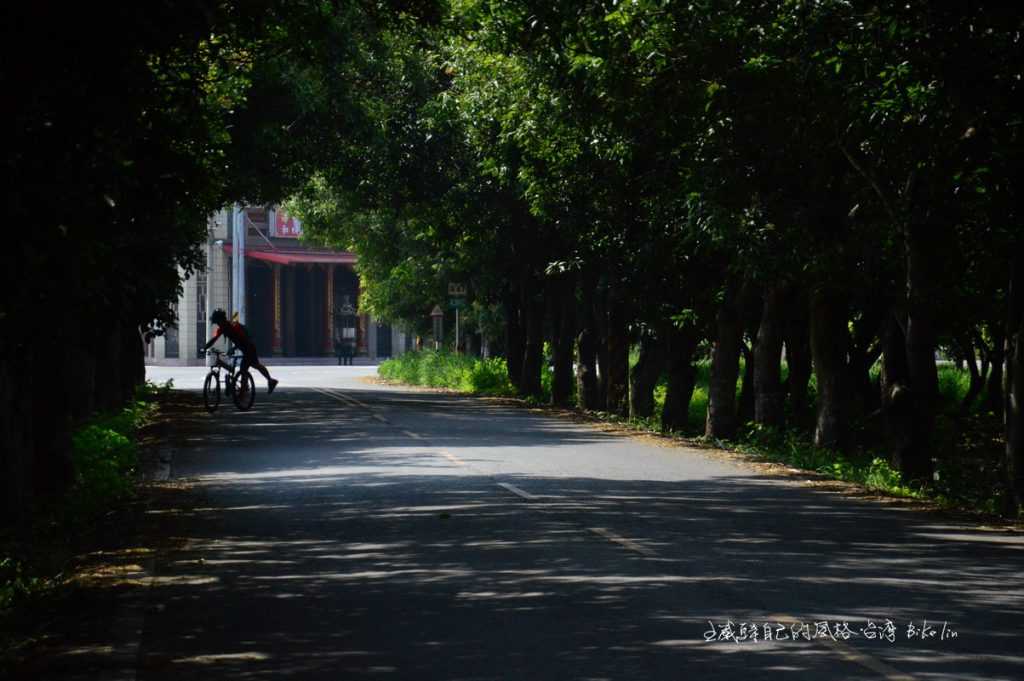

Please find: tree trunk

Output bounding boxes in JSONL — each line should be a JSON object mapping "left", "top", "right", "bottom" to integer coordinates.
{"left": 594, "top": 284, "right": 610, "bottom": 410}
{"left": 980, "top": 337, "right": 991, "bottom": 386}
{"left": 902, "top": 224, "right": 939, "bottom": 483}
{"left": 847, "top": 306, "right": 884, "bottom": 418}
{"left": 605, "top": 293, "right": 630, "bottom": 416}
{"left": 95, "top": 319, "right": 124, "bottom": 412}
{"left": 503, "top": 285, "right": 524, "bottom": 393}
{"left": 784, "top": 291, "right": 813, "bottom": 429}
{"left": 69, "top": 328, "right": 98, "bottom": 422}
{"left": 959, "top": 334, "right": 984, "bottom": 414}
{"left": 0, "top": 338, "right": 35, "bottom": 521}
{"left": 1005, "top": 247, "right": 1024, "bottom": 512}
{"left": 31, "top": 325, "right": 74, "bottom": 504}
{"left": 881, "top": 312, "right": 913, "bottom": 467}
{"left": 661, "top": 325, "right": 700, "bottom": 433}
{"left": 519, "top": 277, "right": 545, "bottom": 400}
{"left": 576, "top": 283, "right": 600, "bottom": 410}
{"left": 122, "top": 323, "right": 145, "bottom": 402}
{"left": 754, "top": 286, "right": 787, "bottom": 428}
{"left": 629, "top": 327, "right": 665, "bottom": 420}
{"left": 706, "top": 283, "right": 743, "bottom": 440}
{"left": 810, "top": 288, "right": 848, "bottom": 449}
{"left": 985, "top": 326, "right": 1005, "bottom": 414}
{"left": 737, "top": 341, "right": 755, "bottom": 424}
{"left": 551, "top": 277, "right": 576, "bottom": 407}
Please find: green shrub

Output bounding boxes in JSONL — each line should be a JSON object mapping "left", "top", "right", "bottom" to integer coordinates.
{"left": 69, "top": 425, "right": 137, "bottom": 517}
{"left": 64, "top": 392, "right": 156, "bottom": 521}
{"left": 379, "top": 351, "right": 517, "bottom": 397}
{"left": 937, "top": 364, "right": 971, "bottom": 407}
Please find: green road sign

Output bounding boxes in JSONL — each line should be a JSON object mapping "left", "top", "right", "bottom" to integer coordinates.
{"left": 449, "top": 298, "right": 466, "bottom": 309}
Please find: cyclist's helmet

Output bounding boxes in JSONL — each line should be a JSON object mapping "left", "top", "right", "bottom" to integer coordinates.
{"left": 210, "top": 308, "right": 228, "bottom": 325}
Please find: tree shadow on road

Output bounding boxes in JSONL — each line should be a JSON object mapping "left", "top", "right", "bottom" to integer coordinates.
{"left": 122, "top": 388, "right": 1024, "bottom": 680}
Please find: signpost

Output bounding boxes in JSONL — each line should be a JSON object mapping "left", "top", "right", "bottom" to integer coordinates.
{"left": 448, "top": 283, "right": 466, "bottom": 353}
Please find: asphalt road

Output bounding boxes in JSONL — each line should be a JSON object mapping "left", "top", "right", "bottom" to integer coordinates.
{"left": 138, "top": 365, "right": 1024, "bottom": 680}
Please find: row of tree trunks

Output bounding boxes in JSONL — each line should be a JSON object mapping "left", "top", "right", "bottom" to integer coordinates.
{"left": 985, "top": 326, "right": 1005, "bottom": 414}
{"left": 519, "top": 274, "right": 546, "bottom": 400}
{"left": 901, "top": 221, "right": 940, "bottom": 483}
{"left": 1005, "top": 245, "right": 1024, "bottom": 511}
{"left": 629, "top": 327, "right": 665, "bottom": 420}
{"left": 594, "top": 284, "right": 610, "bottom": 408}
{"left": 661, "top": 324, "right": 700, "bottom": 432}
{"left": 753, "top": 285, "right": 787, "bottom": 428}
{"left": 785, "top": 291, "right": 813, "bottom": 427}
{"left": 958, "top": 334, "right": 984, "bottom": 414}
{"left": 847, "top": 308, "right": 884, "bottom": 418}
{"left": 503, "top": 285, "right": 524, "bottom": 394}
{"left": 881, "top": 312, "right": 913, "bottom": 464}
{"left": 810, "top": 288, "right": 849, "bottom": 449}
{"left": 576, "top": 279, "right": 601, "bottom": 410}
{"left": 706, "top": 281, "right": 743, "bottom": 439}
{"left": 550, "top": 276, "right": 576, "bottom": 407}
{"left": 1, "top": 318, "right": 148, "bottom": 522}
{"left": 737, "top": 341, "right": 755, "bottom": 425}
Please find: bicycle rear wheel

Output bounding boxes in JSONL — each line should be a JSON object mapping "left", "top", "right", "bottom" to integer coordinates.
{"left": 232, "top": 370, "right": 255, "bottom": 411}
{"left": 203, "top": 371, "right": 220, "bottom": 412}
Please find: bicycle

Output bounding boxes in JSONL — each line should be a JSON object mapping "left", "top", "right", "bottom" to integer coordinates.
{"left": 203, "top": 348, "right": 256, "bottom": 412}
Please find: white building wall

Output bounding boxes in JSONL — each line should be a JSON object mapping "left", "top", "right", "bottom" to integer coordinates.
{"left": 177, "top": 265, "right": 199, "bottom": 364}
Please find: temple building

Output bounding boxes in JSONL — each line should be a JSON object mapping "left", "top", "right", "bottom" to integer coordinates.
{"left": 146, "top": 205, "right": 408, "bottom": 365}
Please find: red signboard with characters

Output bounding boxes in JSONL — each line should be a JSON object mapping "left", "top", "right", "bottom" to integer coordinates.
{"left": 275, "top": 209, "right": 302, "bottom": 238}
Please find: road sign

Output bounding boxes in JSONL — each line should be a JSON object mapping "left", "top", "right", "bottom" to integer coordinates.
{"left": 449, "top": 298, "right": 467, "bottom": 309}
{"left": 448, "top": 282, "right": 467, "bottom": 297}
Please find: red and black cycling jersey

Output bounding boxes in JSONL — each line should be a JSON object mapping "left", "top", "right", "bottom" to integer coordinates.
{"left": 209, "top": 321, "right": 256, "bottom": 354}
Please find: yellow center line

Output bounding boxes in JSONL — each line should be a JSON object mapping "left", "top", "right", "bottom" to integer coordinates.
{"left": 586, "top": 527, "right": 658, "bottom": 557}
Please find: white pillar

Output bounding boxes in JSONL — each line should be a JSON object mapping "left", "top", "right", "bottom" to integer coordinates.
{"left": 231, "top": 204, "right": 246, "bottom": 323}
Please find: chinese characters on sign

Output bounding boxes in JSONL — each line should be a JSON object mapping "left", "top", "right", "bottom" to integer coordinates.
{"left": 275, "top": 209, "right": 302, "bottom": 238}
{"left": 703, "top": 619, "right": 958, "bottom": 645}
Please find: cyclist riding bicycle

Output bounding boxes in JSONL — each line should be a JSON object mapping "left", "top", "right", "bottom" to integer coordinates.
{"left": 204, "top": 309, "right": 279, "bottom": 394}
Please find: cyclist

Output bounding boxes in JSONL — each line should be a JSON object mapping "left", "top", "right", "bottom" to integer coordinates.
{"left": 204, "top": 309, "right": 279, "bottom": 394}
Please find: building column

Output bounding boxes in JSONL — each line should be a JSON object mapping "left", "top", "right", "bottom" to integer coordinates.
{"left": 306, "top": 265, "right": 318, "bottom": 356}
{"left": 285, "top": 266, "right": 296, "bottom": 355}
{"left": 231, "top": 204, "right": 247, "bottom": 324}
{"left": 178, "top": 266, "right": 198, "bottom": 364}
{"left": 323, "top": 264, "right": 335, "bottom": 354}
{"left": 272, "top": 264, "right": 283, "bottom": 355}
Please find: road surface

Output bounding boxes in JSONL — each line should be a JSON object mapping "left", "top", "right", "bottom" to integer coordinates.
{"left": 136, "top": 365, "right": 1024, "bottom": 680}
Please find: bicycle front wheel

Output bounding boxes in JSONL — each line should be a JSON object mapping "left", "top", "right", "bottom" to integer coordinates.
{"left": 232, "top": 371, "right": 255, "bottom": 411}
{"left": 203, "top": 371, "right": 221, "bottom": 412}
